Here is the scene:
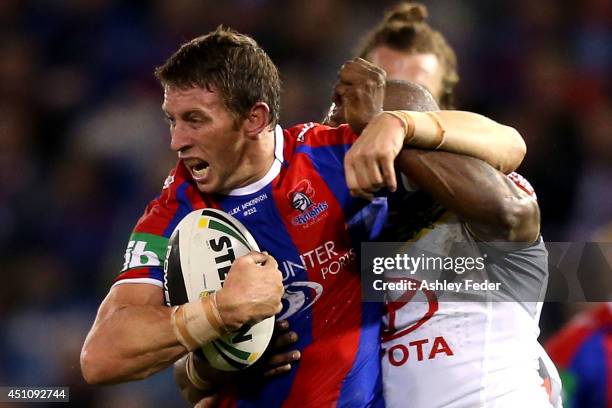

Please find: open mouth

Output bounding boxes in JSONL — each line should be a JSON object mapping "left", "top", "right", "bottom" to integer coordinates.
{"left": 184, "top": 159, "right": 210, "bottom": 180}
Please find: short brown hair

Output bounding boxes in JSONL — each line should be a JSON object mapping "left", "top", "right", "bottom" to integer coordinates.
{"left": 356, "top": 2, "right": 459, "bottom": 109}
{"left": 155, "top": 26, "right": 281, "bottom": 126}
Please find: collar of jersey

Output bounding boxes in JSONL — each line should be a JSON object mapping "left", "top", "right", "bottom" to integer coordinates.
{"left": 226, "top": 125, "right": 284, "bottom": 196}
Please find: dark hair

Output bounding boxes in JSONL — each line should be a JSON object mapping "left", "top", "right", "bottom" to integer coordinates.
{"left": 155, "top": 26, "right": 281, "bottom": 126}
{"left": 356, "top": 2, "right": 459, "bottom": 109}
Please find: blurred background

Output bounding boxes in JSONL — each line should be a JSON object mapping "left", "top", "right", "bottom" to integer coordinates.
{"left": 0, "top": 0, "right": 610, "bottom": 406}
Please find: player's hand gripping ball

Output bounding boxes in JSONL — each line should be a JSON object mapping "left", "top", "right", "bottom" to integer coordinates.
{"left": 164, "top": 209, "right": 275, "bottom": 370}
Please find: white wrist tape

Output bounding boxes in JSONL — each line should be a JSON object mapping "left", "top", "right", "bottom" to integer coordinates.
{"left": 171, "top": 293, "right": 227, "bottom": 351}
{"left": 185, "top": 352, "right": 214, "bottom": 391}
{"left": 384, "top": 111, "right": 446, "bottom": 149}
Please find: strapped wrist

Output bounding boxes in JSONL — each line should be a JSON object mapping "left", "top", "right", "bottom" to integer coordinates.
{"left": 185, "top": 352, "right": 215, "bottom": 392}
{"left": 205, "top": 292, "right": 227, "bottom": 335}
{"left": 171, "top": 294, "right": 228, "bottom": 351}
{"left": 383, "top": 111, "right": 446, "bottom": 149}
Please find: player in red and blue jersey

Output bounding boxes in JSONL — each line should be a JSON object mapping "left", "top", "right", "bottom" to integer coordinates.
{"left": 546, "top": 303, "right": 612, "bottom": 408}
{"left": 125, "top": 122, "right": 384, "bottom": 407}
{"left": 80, "top": 26, "right": 527, "bottom": 407}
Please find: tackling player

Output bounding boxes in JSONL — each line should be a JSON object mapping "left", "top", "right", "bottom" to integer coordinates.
{"left": 334, "top": 2, "right": 561, "bottom": 406}
{"left": 80, "top": 26, "right": 527, "bottom": 407}
{"left": 330, "top": 58, "right": 555, "bottom": 407}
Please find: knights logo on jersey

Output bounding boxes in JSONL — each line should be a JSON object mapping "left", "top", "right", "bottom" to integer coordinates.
{"left": 287, "top": 179, "right": 329, "bottom": 226}
{"left": 289, "top": 180, "right": 315, "bottom": 212}
{"left": 291, "top": 191, "right": 312, "bottom": 212}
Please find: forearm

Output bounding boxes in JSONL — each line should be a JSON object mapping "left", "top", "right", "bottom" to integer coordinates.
{"left": 82, "top": 278, "right": 245, "bottom": 385}
{"left": 396, "top": 149, "right": 539, "bottom": 242}
{"left": 81, "top": 302, "right": 186, "bottom": 384}
{"left": 388, "top": 110, "right": 526, "bottom": 174}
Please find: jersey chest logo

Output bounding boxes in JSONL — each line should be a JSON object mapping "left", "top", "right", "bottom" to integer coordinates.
{"left": 382, "top": 278, "right": 455, "bottom": 365}
{"left": 383, "top": 277, "right": 439, "bottom": 342}
{"left": 286, "top": 179, "right": 329, "bottom": 227}
{"left": 277, "top": 281, "right": 323, "bottom": 320}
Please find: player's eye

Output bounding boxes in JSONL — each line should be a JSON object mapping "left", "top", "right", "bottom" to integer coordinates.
{"left": 184, "top": 114, "right": 208, "bottom": 130}
{"left": 186, "top": 114, "right": 204, "bottom": 124}
{"left": 164, "top": 116, "right": 176, "bottom": 128}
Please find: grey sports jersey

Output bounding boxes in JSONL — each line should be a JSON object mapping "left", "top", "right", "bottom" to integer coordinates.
{"left": 382, "top": 213, "right": 559, "bottom": 408}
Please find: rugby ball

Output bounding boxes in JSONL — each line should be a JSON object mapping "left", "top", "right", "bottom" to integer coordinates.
{"left": 163, "top": 208, "right": 275, "bottom": 371}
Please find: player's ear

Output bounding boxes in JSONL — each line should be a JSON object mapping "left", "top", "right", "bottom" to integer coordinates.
{"left": 242, "top": 102, "right": 271, "bottom": 139}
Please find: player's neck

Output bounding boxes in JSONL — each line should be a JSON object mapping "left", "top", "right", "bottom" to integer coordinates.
{"left": 221, "top": 128, "right": 277, "bottom": 194}
{"left": 245, "top": 128, "right": 276, "bottom": 182}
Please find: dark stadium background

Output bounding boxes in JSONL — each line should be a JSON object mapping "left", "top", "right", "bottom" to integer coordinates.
{"left": 1, "top": 0, "right": 610, "bottom": 406}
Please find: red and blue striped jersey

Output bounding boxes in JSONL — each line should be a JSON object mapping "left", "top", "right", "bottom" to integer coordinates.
{"left": 114, "top": 123, "right": 384, "bottom": 408}
{"left": 546, "top": 303, "right": 612, "bottom": 408}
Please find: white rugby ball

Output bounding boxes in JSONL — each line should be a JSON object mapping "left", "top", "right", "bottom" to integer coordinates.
{"left": 163, "top": 208, "right": 275, "bottom": 371}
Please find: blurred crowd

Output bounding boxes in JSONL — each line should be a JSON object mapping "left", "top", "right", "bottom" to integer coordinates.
{"left": 0, "top": 0, "right": 610, "bottom": 406}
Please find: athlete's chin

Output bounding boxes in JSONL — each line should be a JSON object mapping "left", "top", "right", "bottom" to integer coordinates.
{"left": 195, "top": 177, "right": 236, "bottom": 195}
{"left": 194, "top": 178, "right": 220, "bottom": 194}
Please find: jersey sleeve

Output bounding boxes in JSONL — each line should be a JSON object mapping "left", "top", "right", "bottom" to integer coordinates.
{"left": 507, "top": 171, "right": 537, "bottom": 199}
{"left": 283, "top": 122, "right": 358, "bottom": 153}
{"left": 302, "top": 123, "right": 358, "bottom": 147}
{"left": 462, "top": 171, "right": 540, "bottom": 245}
{"left": 112, "top": 164, "right": 202, "bottom": 288}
